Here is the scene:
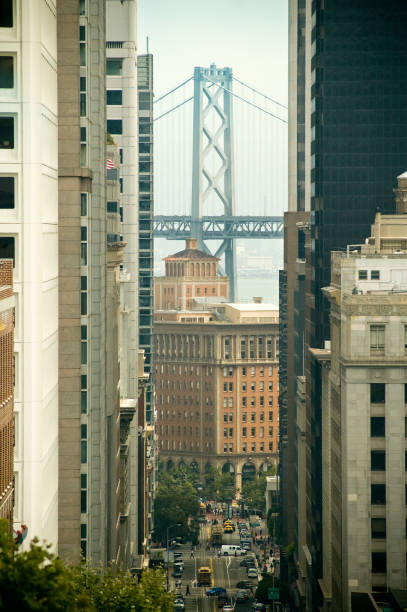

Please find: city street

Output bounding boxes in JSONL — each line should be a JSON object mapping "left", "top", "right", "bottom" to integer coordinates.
{"left": 169, "top": 520, "right": 265, "bottom": 611}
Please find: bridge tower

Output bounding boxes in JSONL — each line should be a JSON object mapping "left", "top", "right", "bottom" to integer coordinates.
{"left": 191, "top": 64, "right": 237, "bottom": 301}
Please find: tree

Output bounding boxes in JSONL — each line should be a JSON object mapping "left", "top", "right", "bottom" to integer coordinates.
{"left": 241, "top": 474, "right": 268, "bottom": 513}
{"left": 0, "top": 519, "right": 89, "bottom": 611}
{"left": 0, "top": 519, "right": 174, "bottom": 611}
{"left": 202, "top": 466, "right": 236, "bottom": 502}
{"left": 154, "top": 472, "right": 200, "bottom": 544}
{"left": 254, "top": 573, "right": 279, "bottom": 604}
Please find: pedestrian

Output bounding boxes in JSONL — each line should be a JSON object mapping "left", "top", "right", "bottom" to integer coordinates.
{"left": 186, "top": 585, "right": 190, "bottom": 596}
{"left": 190, "top": 550, "right": 194, "bottom": 558}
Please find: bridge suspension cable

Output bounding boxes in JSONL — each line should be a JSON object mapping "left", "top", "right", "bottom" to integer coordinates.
{"left": 204, "top": 77, "right": 288, "bottom": 124}
{"left": 232, "top": 76, "right": 288, "bottom": 109}
{"left": 153, "top": 76, "right": 193, "bottom": 104}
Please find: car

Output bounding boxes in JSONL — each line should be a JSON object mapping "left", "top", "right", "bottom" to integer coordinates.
{"left": 217, "top": 595, "right": 230, "bottom": 608}
{"left": 235, "top": 590, "right": 249, "bottom": 602}
{"left": 174, "top": 562, "right": 184, "bottom": 571}
{"left": 224, "top": 525, "right": 234, "bottom": 533}
{"left": 250, "top": 604, "right": 266, "bottom": 611}
{"left": 174, "top": 600, "right": 185, "bottom": 611}
{"left": 242, "top": 542, "right": 251, "bottom": 551}
{"left": 222, "top": 606, "right": 234, "bottom": 612}
{"left": 206, "top": 587, "right": 227, "bottom": 597}
{"left": 247, "top": 567, "right": 258, "bottom": 579}
{"left": 236, "top": 580, "right": 254, "bottom": 591}
{"left": 240, "top": 558, "right": 255, "bottom": 567}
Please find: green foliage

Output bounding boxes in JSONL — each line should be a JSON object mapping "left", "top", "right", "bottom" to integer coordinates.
{"left": 241, "top": 474, "right": 267, "bottom": 513}
{"left": 154, "top": 469, "right": 200, "bottom": 544}
{"left": 202, "top": 465, "right": 236, "bottom": 502}
{"left": 0, "top": 519, "right": 173, "bottom": 612}
{"left": 254, "top": 573, "right": 280, "bottom": 603}
{"left": 106, "top": 133, "right": 115, "bottom": 145}
{"left": 266, "top": 507, "right": 280, "bottom": 541}
{"left": 0, "top": 520, "right": 87, "bottom": 611}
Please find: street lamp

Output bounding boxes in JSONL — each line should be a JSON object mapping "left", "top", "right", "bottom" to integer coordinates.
{"left": 166, "top": 523, "right": 181, "bottom": 592}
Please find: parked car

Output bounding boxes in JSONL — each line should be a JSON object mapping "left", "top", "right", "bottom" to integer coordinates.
{"left": 250, "top": 603, "right": 266, "bottom": 611}
{"left": 206, "top": 587, "right": 227, "bottom": 597}
{"left": 236, "top": 580, "right": 254, "bottom": 591}
{"left": 222, "top": 606, "right": 234, "bottom": 612}
{"left": 247, "top": 567, "right": 258, "bottom": 579}
{"left": 240, "top": 557, "right": 255, "bottom": 567}
{"left": 235, "top": 590, "right": 249, "bottom": 603}
{"left": 174, "top": 596, "right": 185, "bottom": 611}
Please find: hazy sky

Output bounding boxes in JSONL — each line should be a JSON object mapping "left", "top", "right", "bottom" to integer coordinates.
{"left": 137, "top": 0, "right": 288, "bottom": 102}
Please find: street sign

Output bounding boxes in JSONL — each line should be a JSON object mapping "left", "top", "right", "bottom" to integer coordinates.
{"left": 268, "top": 587, "right": 280, "bottom": 601}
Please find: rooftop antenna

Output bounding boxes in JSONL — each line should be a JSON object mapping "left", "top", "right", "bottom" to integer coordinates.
{"left": 146, "top": 36, "right": 149, "bottom": 54}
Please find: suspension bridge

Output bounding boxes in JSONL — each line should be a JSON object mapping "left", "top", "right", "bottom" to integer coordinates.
{"left": 153, "top": 64, "right": 287, "bottom": 300}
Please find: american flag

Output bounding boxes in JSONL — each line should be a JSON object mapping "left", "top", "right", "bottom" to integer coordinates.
{"left": 106, "top": 158, "right": 115, "bottom": 170}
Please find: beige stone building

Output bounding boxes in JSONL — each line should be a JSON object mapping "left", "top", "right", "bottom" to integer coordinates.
{"left": 312, "top": 173, "right": 407, "bottom": 610}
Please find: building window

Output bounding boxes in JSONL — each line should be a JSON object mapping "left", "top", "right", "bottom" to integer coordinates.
{"left": 259, "top": 381, "right": 264, "bottom": 391}
{"left": 80, "top": 474, "right": 87, "bottom": 513}
{"left": 268, "top": 411, "right": 273, "bottom": 421}
{"left": 106, "top": 90, "right": 123, "bottom": 105}
{"left": 81, "top": 374, "right": 87, "bottom": 414}
{"left": 251, "top": 382, "right": 255, "bottom": 391}
{"left": 80, "top": 193, "right": 87, "bottom": 216}
{"left": 79, "top": 26, "right": 86, "bottom": 66}
{"left": 251, "top": 443, "right": 256, "bottom": 452}
{"left": 81, "top": 275, "right": 87, "bottom": 316}
{"left": 229, "top": 413, "right": 233, "bottom": 422}
{"left": 107, "top": 119, "right": 123, "bottom": 135}
{"left": 268, "top": 366, "right": 273, "bottom": 376}
{"left": 0, "top": 176, "right": 14, "bottom": 208}
{"left": 358, "top": 270, "right": 368, "bottom": 280}
{"left": 269, "top": 426, "right": 273, "bottom": 436}
{"left": 0, "top": 2, "right": 13, "bottom": 28}
{"left": 242, "top": 427, "right": 247, "bottom": 437}
{"left": 249, "top": 337, "right": 255, "bottom": 358}
{"left": 242, "top": 413, "right": 247, "bottom": 422}
{"left": 80, "top": 77, "right": 86, "bottom": 116}
{"left": 223, "top": 398, "right": 227, "bottom": 408}
{"left": 0, "top": 236, "right": 14, "bottom": 265}
{"left": 106, "top": 59, "right": 122, "bottom": 75}
{"left": 223, "top": 382, "right": 227, "bottom": 391}
{"left": 371, "top": 518, "right": 386, "bottom": 539}
{"left": 260, "top": 396, "right": 264, "bottom": 406}
{"left": 371, "top": 552, "right": 386, "bottom": 573}
{"left": 371, "top": 451, "right": 385, "bottom": 471}
{"left": 0, "top": 116, "right": 14, "bottom": 148}
{"left": 242, "top": 367, "right": 246, "bottom": 376}
{"left": 268, "top": 442, "right": 273, "bottom": 451}
{"left": 107, "top": 201, "right": 117, "bottom": 213}
{"left": 370, "top": 325, "right": 385, "bottom": 354}
{"left": 224, "top": 428, "right": 228, "bottom": 438}
{"left": 240, "top": 337, "right": 246, "bottom": 359}
{"left": 224, "top": 413, "right": 228, "bottom": 423}
{"left": 0, "top": 56, "right": 13, "bottom": 88}
{"left": 229, "top": 428, "right": 233, "bottom": 437}
{"left": 80, "top": 523, "right": 87, "bottom": 559}
{"left": 242, "top": 443, "right": 246, "bottom": 452}
{"left": 81, "top": 325, "right": 87, "bottom": 364}
{"left": 80, "top": 127, "right": 87, "bottom": 167}
{"left": 228, "top": 398, "right": 233, "bottom": 408}
{"left": 251, "top": 427, "right": 255, "bottom": 437}
{"left": 268, "top": 397, "right": 273, "bottom": 406}
{"left": 224, "top": 336, "right": 230, "bottom": 359}
{"left": 251, "top": 367, "right": 255, "bottom": 376}
{"left": 267, "top": 337, "right": 272, "bottom": 358}
{"left": 260, "top": 442, "right": 264, "bottom": 451}
{"left": 259, "top": 427, "right": 264, "bottom": 438}
{"left": 224, "top": 444, "right": 228, "bottom": 453}
{"left": 260, "top": 412, "right": 264, "bottom": 422}
{"left": 251, "top": 412, "right": 255, "bottom": 422}
{"left": 242, "top": 397, "right": 247, "bottom": 407}
{"left": 81, "top": 226, "right": 87, "bottom": 265}
{"left": 81, "top": 424, "right": 87, "bottom": 463}
{"left": 371, "top": 484, "right": 386, "bottom": 505}
{"left": 371, "top": 270, "right": 380, "bottom": 280}
{"left": 228, "top": 368, "right": 233, "bottom": 376}
{"left": 229, "top": 382, "right": 233, "bottom": 392}
{"left": 259, "top": 367, "right": 264, "bottom": 376}
{"left": 223, "top": 367, "right": 227, "bottom": 377}
{"left": 371, "top": 383, "right": 385, "bottom": 404}
{"left": 250, "top": 397, "right": 255, "bottom": 407}
{"left": 242, "top": 382, "right": 247, "bottom": 391}
{"left": 268, "top": 381, "right": 273, "bottom": 391}
{"left": 371, "top": 417, "right": 385, "bottom": 437}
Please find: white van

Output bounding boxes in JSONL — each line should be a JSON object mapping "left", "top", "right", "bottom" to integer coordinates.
{"left": 221, "top": 544, "right": 246, "bottom": 556}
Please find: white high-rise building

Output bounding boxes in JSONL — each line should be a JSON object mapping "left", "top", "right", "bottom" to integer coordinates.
{"left": 0, "top": 1, "right": 59, "bottom": 546}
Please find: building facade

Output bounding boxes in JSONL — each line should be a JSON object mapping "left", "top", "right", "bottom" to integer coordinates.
{"left": 0, "top": 0, "right": 59, "bottom": 547}
{"left": 283, "top": 2, "right": 407, "bottom": 606}
{"left": 155, "top": 242, "right": 279, "bottom": 490}
{"left": 0, "top": 259, "right": 14, "bottom": 530}
{"left": 317, "top": 188, "right": 407, "bottom": 610}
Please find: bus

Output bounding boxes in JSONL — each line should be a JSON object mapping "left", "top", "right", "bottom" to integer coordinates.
{"left": 197, "top": 566, "right": 212, "bottom": 586}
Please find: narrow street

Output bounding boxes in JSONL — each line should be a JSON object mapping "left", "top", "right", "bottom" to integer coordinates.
{"left": 170, "top": 518, "right": 268, "bottom": 611}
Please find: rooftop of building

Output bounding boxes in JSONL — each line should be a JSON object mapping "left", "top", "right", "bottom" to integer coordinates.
{"left": 164, "top": 238, "right": 219, "bottom": 261}
{"left": 226, "top": 302, "right": 279, "bottom": 312}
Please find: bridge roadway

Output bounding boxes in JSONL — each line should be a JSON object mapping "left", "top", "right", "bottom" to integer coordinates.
{"left": 170, "top": 524, "right": 258, "bottom": 612}
{"left": 153, "top": 215, "right": 284, "bottom": 240}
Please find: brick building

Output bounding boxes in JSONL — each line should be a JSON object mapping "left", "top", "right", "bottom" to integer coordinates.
{"left": 154, "top": 241, "right": 279, "bottom": 490}
{"left": 0, "top": 259, "right": 14, "bottom": 530}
